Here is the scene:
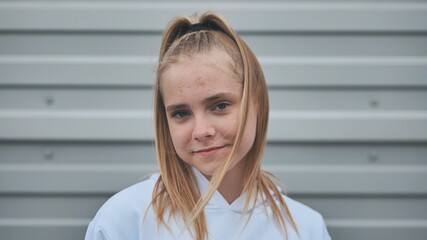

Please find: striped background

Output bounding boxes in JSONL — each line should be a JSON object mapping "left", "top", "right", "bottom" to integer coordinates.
{"left": 1, "top": 1, "right": 427, "bottom": 239}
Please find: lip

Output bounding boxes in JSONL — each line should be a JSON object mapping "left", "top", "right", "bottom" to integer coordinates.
{"left": 193, "top": 145, "right": 228, "bottom": 157}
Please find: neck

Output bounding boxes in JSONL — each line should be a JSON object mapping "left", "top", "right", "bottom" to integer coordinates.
{"left": 216, "top": 160, "right": 246, "bottom": 204}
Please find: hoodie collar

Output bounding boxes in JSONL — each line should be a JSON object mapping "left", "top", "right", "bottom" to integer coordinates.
{"left": 192, "top": 167, "right": 268, "bottom": 214}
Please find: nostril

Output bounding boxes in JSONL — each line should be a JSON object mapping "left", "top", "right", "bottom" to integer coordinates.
{"left": 193, "top": 126, "right": 215, "bottom": 141}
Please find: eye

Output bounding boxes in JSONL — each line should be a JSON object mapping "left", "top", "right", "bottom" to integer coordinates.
{"left": 214, "top": 102, "right": 230, "bottom": 111}
{"left": 172, "top": 110, "right": 190, "bottom": 119}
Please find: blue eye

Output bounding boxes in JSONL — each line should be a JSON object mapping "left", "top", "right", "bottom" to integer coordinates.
{"left": 214, "top": 103, "right": 230, "bottom": 111}
{"left": 172, "top": 110, "right": 190, "bottom": 119}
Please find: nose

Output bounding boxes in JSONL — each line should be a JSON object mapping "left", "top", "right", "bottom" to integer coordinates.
{"left": 192, "top": 114, "right": 216, "bottom": 141}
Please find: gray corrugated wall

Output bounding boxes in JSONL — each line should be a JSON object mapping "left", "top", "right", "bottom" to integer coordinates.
{"left": 1, "top": 1, "right": 427, "bottom": 239}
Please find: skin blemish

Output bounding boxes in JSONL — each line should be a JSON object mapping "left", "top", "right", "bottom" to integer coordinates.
{"left": 194, "top": 75, "right": 208, "bottom": 87}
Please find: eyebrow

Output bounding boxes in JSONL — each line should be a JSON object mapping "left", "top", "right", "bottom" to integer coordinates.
{"left": 166, "top": 104, "right": 188, "bottom": 113}
{"left": 165, "top": 92, "right": 238, "bottom": 112}
{"left": 204, "top": 92, "right": 237, "bottom": 105}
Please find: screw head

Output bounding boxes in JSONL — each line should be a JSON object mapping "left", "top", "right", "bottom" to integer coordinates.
{"left": 369, "top": 151, "right": 378, "bottom": 162}
{"left": 44, "top": 149, "right": 54, "bottom": 160}
{"left": 45, "top": 96, "right": 54, "bottom": 106}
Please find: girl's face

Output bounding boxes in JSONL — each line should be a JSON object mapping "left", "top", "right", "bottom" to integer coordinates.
{"left": 161, "top": 51, "right": 257, "bottom": 178}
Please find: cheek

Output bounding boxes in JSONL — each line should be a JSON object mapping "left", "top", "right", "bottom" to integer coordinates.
{"left": 168, "top": 124, "right": 191, "bottom": 154}
{"left": 169, "top": 125, "right": 183, "bottom": 146}
{"left": 242, "top": 118, "right": 256, "bottom": 148}
{"left": 239, "top": 108, "right": 258, "bottom": 154}
{"left": 220, "top": 113, "right": 240, "bottom": 139}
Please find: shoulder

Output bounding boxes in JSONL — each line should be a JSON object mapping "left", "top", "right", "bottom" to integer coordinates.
{"left": 283, "top": 195, "right": 323, "bottom": 223}
{"left": 85, "top": 174, "right": 160, "bottom": 240}
{"left": 282, "top": 195, "right": 331, "bottom": 240}
{"left": 97, "top": 173, "right": 159, "bottom": 215}
{"left": 100, "top": 173, "right": 159, "bottom": 211}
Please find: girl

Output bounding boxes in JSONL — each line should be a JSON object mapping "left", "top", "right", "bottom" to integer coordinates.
{"left": 85, "top": 12, "right": 331, "bottom": 240}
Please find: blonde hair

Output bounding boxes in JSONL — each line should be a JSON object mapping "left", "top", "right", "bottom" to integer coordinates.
{"left": 152, "top": 12, "right": 299, "bottom": 239}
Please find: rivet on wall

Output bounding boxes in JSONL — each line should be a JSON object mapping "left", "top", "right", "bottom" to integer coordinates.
{"left": 45, "top": 96, "right": 54, "bottom": 106}
{"left": 368, "top": 150, "right": 379, "bottom": 162}
{"left": 44, "top": 149, "right": 54, "bottom": 160}
{"left": 369, "top": 98, "right": 379, "bottom": 108}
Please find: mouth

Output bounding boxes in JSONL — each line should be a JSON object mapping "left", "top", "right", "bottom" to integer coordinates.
{"left": 193, "top": 145, "right": 229, "bottom": 157}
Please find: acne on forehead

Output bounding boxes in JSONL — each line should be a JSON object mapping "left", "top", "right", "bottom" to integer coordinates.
{"left": 163, "top": 51, "right": 241, "bottom": 83}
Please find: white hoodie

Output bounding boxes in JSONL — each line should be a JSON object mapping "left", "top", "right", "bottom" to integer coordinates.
{"left": 85, "top": 169, "right": 331, "bottom": 240}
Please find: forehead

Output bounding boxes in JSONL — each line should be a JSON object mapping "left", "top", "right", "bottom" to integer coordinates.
{"left": 161, "top": 52, "right": 243, "bottom": 104}
{"left": 161, "top": 51, "right": 240, "bottom": 89}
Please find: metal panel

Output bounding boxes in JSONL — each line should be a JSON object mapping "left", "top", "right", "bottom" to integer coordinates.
{"left": 2, "top": 142, "right": 426, "bottom": 165}
{"left": 1, "top": 164, "right": 426, "bottom": 194}
{"left": 0, "top": 224, "right": 88, "bottom": 240}
{"left": 1, "top": 2, "right": 427, "bottom": 31}
{"left": 1, "top": 111, "right": 426, "bottom": 141}
{"left": 0, "top": 88, "right": 152, "bottom": 109}
{"left": 3, "top": 88, "right": 427, "bottom": 110}
{"left": 0, "top": 142, "right": 157, "bottom": 164}
{"left": 1, "top": 56, "right": 427, "bottom": 87}
{"left": 2, "top": 34, "right": 427, "bottom": 56}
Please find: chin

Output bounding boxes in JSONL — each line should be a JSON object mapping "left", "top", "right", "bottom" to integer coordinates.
{"left": 194, "top": 164, "right": 220, "bottom": 178}
{"left": 198, "top": 168, "right": 216, "bottom": 178}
